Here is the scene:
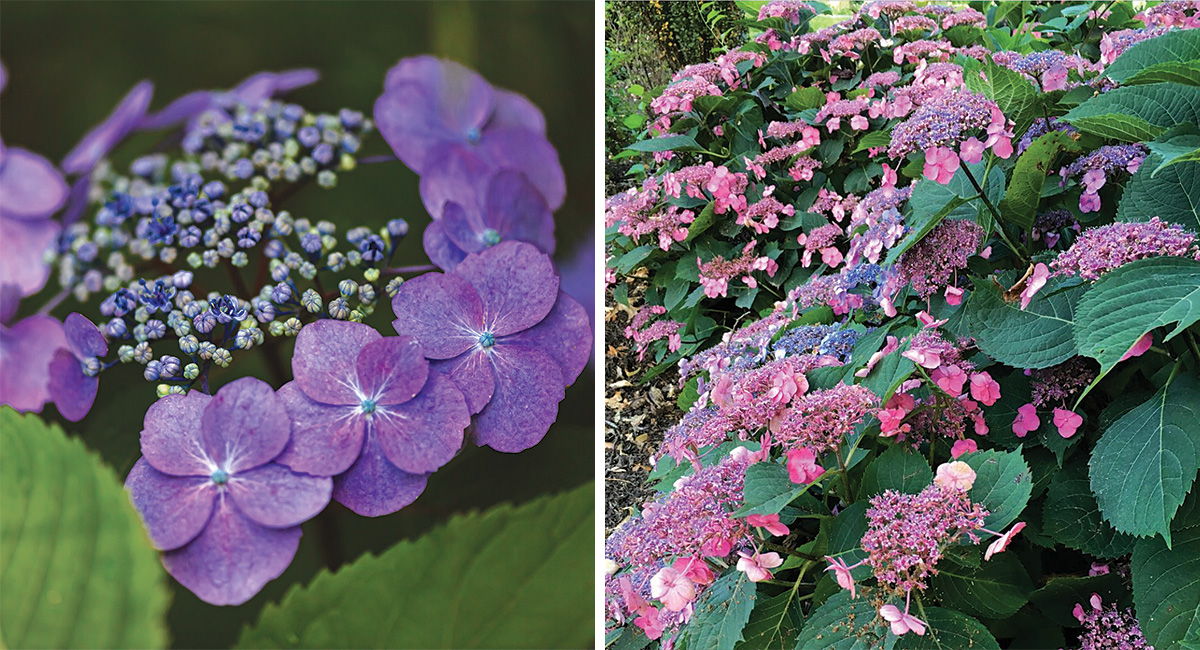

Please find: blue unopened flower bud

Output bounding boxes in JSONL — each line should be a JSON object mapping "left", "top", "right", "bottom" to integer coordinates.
{"left": 385, "top": 277, "right": 404, "bottom": 297}
{"left": 184, "top": 363, "right": 200, "bottom": 379}
{"left": 159, "top": 355, "right": 181, "bottom": 378}
{"left": 144, "top": 360, "right": 162, "bottom": 381}
{"left": 386, "top": 219, "right": 409, "bottom": 239}
{"left": 183, "top": 301, "right": 206, "bottom": 319}
{"left": 202, "top": 250, "right": 220, "bottom": 268}
{"left": 248, "top": 190, "right": 269, "bottom": 209}
{"left": 301, "top": 289, "right": 322, "bottom": 313}
{"left": 359, "top": 283, "right": 377, "bottom": 304}
{"left": 193, "top": 310, "right": 216, "bottom": 333}
{"left": 107, "top": 318, "right": 128, "bottom": 338}
{"left": 312, "top": 143, "right": 334, "bottom": 166}
{"left": 299, "top": 262, "right": 318, "bottom": 280}
{"left": 172, "top": 270, "right": 194, "bottom": 289}
{"left": 283, "top": 317, "right": 303, "bottom": 336}
{"left": 233, "top": 158, "right": 255, "bottom": 179}
{"left": 270, "top": 262, "right": 290, "bottom": 283}
{"left": 217, "top": 238, "right": 236, "bottom": 258}
{"left": 212, "top": 348, "right": 233, "bottom": 367}
{"left": 271, "top": 282, "right": 293, "bottom": 304}
{"left": 144, "top": 319, "right": 167, "bottom": 340}
{"left": 317, "top": 170, "right": 337, "bottom": 188}
{"left": 231, "top": 251, "right": 249, "bottom": 267}
{"left": 81, "top": 357, "right": 102, "bottom": 377}
{"left": 300, "top": 232, "right": 322, "bottom": 254}
{"left": 358, "top": 234, "right": 385, "bottom": 262}
{"left": 180, "top": 335, "right": 200, "bottom": 355}
{"left": 268, "top": 321, "right": 285, "bottom": 337}
{"left": 254, "top": 300, "right": 276, "bottom": 323}
{"left": 133, "top": 342, "right": 153, "bottom": 365}
{"left": 202, "top": 180, "right": 226, "bottom": 199}
{"left": 234, "top": 329, "right": 256, "bottom": 350}
{"left": 338, "top": 279, "right": 358, "bottom": 297}
{"left": 328, "top": 297, "right": 351, "bottom": 320}
{"left": 237, "top": 227, "right": 261, "bottom": 248}
{"left": 298, "top": 126, "right": 320, "bottom": 148}
{"left": 118, "top": 345, "right": 136, "bottom": 363}
{"left": 155, "top": 384, "right": 171, "bottom": 398}
{"left": 231, "top": 202, "right": 254, "bottom": 223}
{"left": 187, "top": 252, "right": 204, "bottom": 268}
{"left": 264, "top": 239, "right": 286, "bottom": 258}
{"left": 197, "top": 341, "right": 217, "bottom": 360}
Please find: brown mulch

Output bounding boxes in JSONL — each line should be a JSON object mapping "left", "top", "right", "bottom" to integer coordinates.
{"left": 604, "top": 282, "right": 681, "bottom": 536}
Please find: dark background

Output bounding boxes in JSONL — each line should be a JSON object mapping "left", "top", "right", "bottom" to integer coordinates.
{"left": 0, "top": 2, "right": 595, "bottom": 648}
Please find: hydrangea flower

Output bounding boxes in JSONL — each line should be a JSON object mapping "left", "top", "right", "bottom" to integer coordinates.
{"left": 0, "top": 284, "right": 66, "bottom": 412}
{"left": 125, "top": 377, "right": 332, "bottom": 605}
{"left": 139, "top": 68, "right": 319, "bottom": 131}
{"left": 273, "top": 320, "right": 470, "bottom": 516}
{"left": 391, "top": 241, "right": 590, "bottom": 452}
{"left": 374, "top": 56, "right": 565, "bottom": 209}
{"left": 47, "top": 313, "right": 107, "bottom": 422}
{"left": 423, "top": 170, "right": 555, "bottom": 271}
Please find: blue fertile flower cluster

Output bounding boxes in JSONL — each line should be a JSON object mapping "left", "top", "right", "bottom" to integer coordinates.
{"left": 0, "top": 56, "right": 591, "bottom": 606}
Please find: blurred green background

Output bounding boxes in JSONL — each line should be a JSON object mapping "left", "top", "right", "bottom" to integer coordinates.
{"left": 0, "top": 2, "right": 595, "bottom": 648}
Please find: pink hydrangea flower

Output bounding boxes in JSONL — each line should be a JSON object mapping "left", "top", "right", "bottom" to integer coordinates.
{"left": 1053, "top": 407, "right": 1083, "bottom": 438}
{"left": 1079, "top": 191, "right": 1101, "bottom": 213}
{"left": 951, "top": 439, "right": 977, "bottom": 458}
{"left": 991, "top": 136, "right": 1014, "bottom": 159}
{"left": 736, "top": 550, "right": 783, "bottom": 582}
{"left": 880, "top": 604, "right": 927, "bottom": 636}
{"left": 969, "top": 371, "right": 1001, "bottom": 406}
{"left": 786, "top": 447, "right": 825, "bottom": 484}
{"left": 767, "top": 370, "right": 808, "bottom": 404}
{"left": 934, "top": 461, "right": 977, "bottom": 491}
{"left": 923, "top": 146, "right": 960, "bottom": 184}
{"left": 1012, "top": 403, "right": 1040, "bottom": 437}
{"left": 824, "top": 555, "right": 858, "bottom": 598}
{"left": 1020, "top": 263, "right": 1050, "bottom": 310}
{"left": 1121, "top": 332, "right": 1153, "bottom": 361}
{"left": 944, "top": 285, "right": 964, "bottom": 305}
{"left": 1042, "top": 64, "right": 1069, "bottom": 91}
{"left": 932, "top": 364, "right": 967, "bottom": 396}
{"left": 959, "top": 137, "right": 985, "bottom": 165}
{"left": 746, "top": 513, "right": 790, "bottom": 537}
{"left": 902, "top": 346, "right": 942, "bottom": 369}
{"left": 984, "top": 522, "right": 1026, "bottom": 560}
{"left": 650, "top": 565, "right": 696, "bottom": 612}
{"left": 673, "top": 556, "right": 716, "bottom": 585}
{"left": 850, "top": 115, "right": 869, "bottom": 130}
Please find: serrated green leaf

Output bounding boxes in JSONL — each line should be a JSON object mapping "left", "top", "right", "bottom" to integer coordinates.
{"left": 1074, "top": 257, "right": 1200, "bottom": 378}
{"left": 1062, "top": 83, "right": 1200, "bottom": 141}
{"left": 735, "top": 586, "right": 805, "bottom": 650}
{"left": 738, "top": 461, "right": 812, "bottom": 516}
{"left": 238, "top": 483, "right": 593, "bottom": 649}
{"left": 1116, "top": 151, "right": 1200, "bottom": 231}
{"left": 786, "top": 87, "right": 826, "bottom": 111}
{"left": 893, "top": 607, "right": 1000, "bottom": 650}
{"left": 0, "top": 408, "right": 169, "bottom": 649}
{"left": 792, "top": 591, "right": 884, "bottom": 650}
{"left": 623, "top": 113, "right": 647, "bottom": 130}
{"left": 1125, "top": 60, "right": 1200, "bottom": 86}
{"left": 997, "top": 130, "right": 1082, "bottom": 232}
{"left": 687, "top": 202, "right": 718, "bottom": 242}
{"left": 886, "top": 162, "right": 1004, "bottom": 265}
{"left": 965, "top": 448, "right": 1032, "bottom": 531}
{"left": 685, "top": 571, "right": 756, "bottom": 650}
{"left": 963, "top": 58, "right": 1038, "bottom": 136}
{"left": 1131, "top": 490, "right": 1200, "bottom": 648}
{"left": 1089, "top": 373, "right": 1200, "bottom": 542}
{"left": 967, "top": 280, "right": 1084, "bottom": 370}
{"left": 853, "top": 129, "right": 893, "bottom": 154}
{"left": 859, "top": 447, "right": 932, "bottom": 498}
{"left": 1104, "top": 30, "right": 1200, "bottom": 83}
{"left": 614, "top": 244, "right": 658, "bottom": 274}
{"left": 625, "top": 134, "right": 703, "bottom": 153}
{"left": 1043, "top": 464, "right": 1136, "bottom": 558}
{"left": 927, "top": 553, "right": 1033, "bottom": 620}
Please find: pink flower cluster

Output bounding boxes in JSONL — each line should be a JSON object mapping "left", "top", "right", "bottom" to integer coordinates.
{"left": 698, "top": 240, "right": 779, "bottom": 298}
{"left": 650, "top": 78, "right": 722, "bottom": 116}
{"left": 771, "top": 383, "right": 878, "bottom": 454}
{"left": 604, "top": 178, "right": 697, "bottom": 252}
{"left": 814, "top": 97, "right": 871, "bottom": 132}
{"left": 798, "top": 223, "right": 844, "bottom": 268}
{"left": 896, "top": 219, "right": 983, "bottom": 298}
{"left": 1050, "top": 217, "right": 1199, "bottom": 281}
{"left": 891, "top": 15, "right": 938, "bottom": 35}
{"left": 1100, "top": 27, "right": 1170, "bottom": 64}
{"left": 1072, "top": 594, "right": 1154, "bottom": 650}
{"left": 758, "top": 0, "right": 815, "bottom": 23}
{"left": 1138, "top": 0, "right": 1200, "bottom": 28}
{"left": 738, "top": 191, "right": 796, "bottom": 234}
{"left": 625, "top": 305, "right": 684, "bottom": 361}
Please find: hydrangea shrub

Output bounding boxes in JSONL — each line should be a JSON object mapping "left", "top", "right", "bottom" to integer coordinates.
{"left": 605, "top": 2, "right": 1200, "bottom": 649}
{"left": 0, "top": 51, "right": 591, "bottom": 618}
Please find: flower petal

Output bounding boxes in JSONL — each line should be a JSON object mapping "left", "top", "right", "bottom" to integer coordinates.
{"left": 373, "top": 86, "right": 450, "bottom": 174}
{"left": 504, "top": 290, "right": 591, "bottom": 387}
{"left": 333, "top": 429, "right": 429, "bottom": 517}
{"left": 292, "top": 319, "right": 379, "bottom": 406}
{"left": 0, "top": 217, "right": 59, "bottom": 297}
{"left": 382, "top": 56, "right": 494, "bottom": 136}
{"left": 356, "top": 335, "right": 428, "bottom": 406}
{"left": 0, "top": 314, "right": 66, "bottom": 413}
{"left": 417, "top": 146, "right": 490, "bottom": 220}
{"left": 453, "top": 241, "right": 558, "bottom": 337}
{"left": 141, "top": 390, "right": 214, "bottom": 476}
{"left": 422, "top": 218, "right": 469, "bottom": 271}
{"left": 390, "top": 271, "right": 484, "bottom": 359}
{"left": 375, "top": 371, "right": 469, "bottom": 474}
{"left": 485, "top": 171, "right": 555, "bottom": 255}
{"left": 125, "top": 457, "right": 215, "bottom": 551}
{"left": 162, "top": 495, "right": 300, "bottom": 606}
{"left": 0, "top": 148, "right": 68, "bottom": 220}
{"left": 491, "top": 89, "right": 546, "bottom": 134}
{"left": 63, "top": 312, "right": 107, "bottom": 358}
{"left": 62, "top": 80, "right": 153, "bottom": 175}
{"left": 47, "top": 348, "right": 97, "bottom": 422}
{"left": 441, "top": 200, "right": 489, "bottom": 256}
{"left": 274, "top": 381, "right": 365, "bottom": 477}
{"left": 472, "top": 344, "right": 565, "bottom": 452}
{"left": 138, "top": 90, "right": 213, "bottom": 131}
{"left": 227, "top": 463, "right": 331, "bottom": 528}
{"left": 432, "top": 350, "right": 495, "bottom": 414}
{"left": 200, "top": 377, "right": 290, "bottom": 473}
{"left": 476, "top": 127, "right": 566, "bottom": 210}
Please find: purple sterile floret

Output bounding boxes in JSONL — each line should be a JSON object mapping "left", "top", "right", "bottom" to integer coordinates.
{"left": 0, "top": 140, "right": 67, "bottom": 295}
{"left": 423, "top": 170, "right": 556, "bottom": 271}
{"left": 391, "top": 241, "right": 592, "bottom": 452}
{"left": 0, "top": 284, "right": 67, "bottom": 413}
{"left": 139, "top": 68, "right": 320, "bottom": 131}
{"left": 125, "top": 377, "right": 332, "bottom": 606}
{"left": 46, "top": 312, "right": 107, "bottom": 422}
{"left": 374, "top": 55, "right": 565, "bottom": 210}
{"left": 61, "top": 80, "right": 154, "bottom": 175}
{"left": 274, "top": 320, "right": 470, "bottom": 517}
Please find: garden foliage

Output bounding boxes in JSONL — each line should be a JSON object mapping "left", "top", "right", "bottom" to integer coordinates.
{"left": 605, "top": 1, "right": 1200, "bottom": 648}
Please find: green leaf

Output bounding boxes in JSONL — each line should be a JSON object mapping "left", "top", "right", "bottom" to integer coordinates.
{"left": 1104, "top": 30, "right": 1200, "bottom": 83}
{"left": 965, "top": 448, "right": 1033, "bottom": 531}
{"left": 927, "top": 553, "right": 1033, "bottom": 619}
{"left": 786, "top": 87, "right": 826, "bottom": 111}
{"left": 967, "top": 280, "right": 1084, "bottom": 370}
{"left": 1146, "top": 135, "right": 1200, "bottom": 177}
{"left": 1125, "top": 60, "right": 1200, "bottom": 86}
{"left": 0, "top": 408, "right": 169, "bottom": 649}
{"left": 964, "top": 59, "right": 1039, "bottom": 136}
{"left": 859, "top": 446, "right": 932, "bottom": 498}
{"left": 1116, "top": 151, "right": 1200, "bottom": 231}
{"left": 792, "top": 591, "right": 884, "bottom": 650}
{"left": 684, "top": 571, "right": 756, "bottom": 650}
{"left": 678, "top": 377, "right": 700, "bottom": 411}
{"left": 997, "top": 130, "right": 1082, "bottom": 232}
{"left": 687, "top": 202, "right": 718, "bottom": 242}
{"left": 853, "top": 129, "right": 893, "bottom": 154}
{"left": 1131, "top": 490, "right": 1200, "bottom": 648}
{"left": 1074, "top": 257, "right": 1200, "bottom": 378}
{"left": 238, "top": 483, "right": 593, "bottom": 649}
{"left": 1043, "top": 464, "right": 1137, "bottom": 558}
{"left": 893, "top": 607, "right": 1000, "bottom": 650}
{"left": 625, "top": 134, "right": 703, "bottom": 153}
{"left": 1089, "top": 373, "right": 1200, "bottom": 542}
{"left": 623, "top": 113, "right": 647, "bottom": 130}
{"left": 737, "top": 461, "right": 811, "bottom": 516}
{"left": 886, "top": 162, "right": 1003, "bottom": 265}
{"left": 1062, "top": 83, "right": 1200, "bottom": 141}
{"left": 614, "top": 244, "right": 657, "bottom": 274}
{"left": 735, "top": 586, "right": 805, "bottom": 650}
{"left": 1029, "top": 573, "right": 1128, "bottom": 628}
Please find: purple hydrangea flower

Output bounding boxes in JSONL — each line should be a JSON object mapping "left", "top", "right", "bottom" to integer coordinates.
{"left": 274, "top": 320, "right": 469, "bottom": 517}
{"left": 0, "top": 284, "right": 67, "bottom": 413}
{"left": 125, "top": 377, "right": 332, "bottom": 606}
{"left": 374, "top": 55, "right": 566, "bottom": 210}
{"left": 423, "top": 170, "right": 555, "bottom": 271}
{"left": 139, "top": 68, "right": 319, "bottom": 131}
{"left": 61, "top": 80, "right": 154, "bottom": 175}
{"left": 391, "top": 241, "right": 591, "bottom": 452}
{"left": 47, "top": 313, "right": 107, "bottom": 422}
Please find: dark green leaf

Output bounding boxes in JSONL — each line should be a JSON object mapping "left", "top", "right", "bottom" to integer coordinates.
{"left": 967, "top": 280, "right": 1084, "bottom": 370}
{"left": 1089, "top": 373, "right": 1200, "bottom": 542}
{"left": 965, "top": 448, "right": 1033, "bottom": 531}
{"left": 964, "top": 59, "right": 1039, "bottom": 136}
{"left": 685, "top": 571, "right": 756, "bottom": 650}
{"left": 735, "top": 586, "right": 805, "bottom": 650}
{"left": 738, "top": 461, "right": 812, "bottom": 516}
{"left": 1131, "top": 490, "right": 1200, "bottom": 648}
{"left": 687, "top": 202, "right": 718, "bottom": 242}
{"left": 893, "top": 607, "right": 1000, "bottom": 650}
{"left": 1104, "top": 30, "right": 1200, "bottom": 83}
{"left": 625, "top": 134, "right": 703, "bottom": 153}
{"left": 1146, "top": 135, "right": 1200, "bottom": 178}
{"left": 1116, "top": 151, "right": 1200, "bottom": 231}
{"left": 1029, "top": 574, "right": 1128, "bottom": 628}
{"left": 928, "top": 553, "right": 1032, "bottom": 619}
{"left": 786, "top": 87, "right": 826, "bottom": 111}
{"left": 997, "top": 130, "right": 1082, "bottom": 232}
{"left": 1062, "top": 83, "right": 1200, "bottom": 141}
{"left": 1043, "top": 464, "right": 1136, "bottom": 558}
{"left": 0, "top": 408, "right": 169, "bottom": 649}
{"left": 1125, "top": 60, "right": 1200, "bottom": 86}
{"left": 614, "top": 244, "right": 658, "bottom": 274}
{"left": 859, "top": 446, "right": 932, "bottom": 498}
{"left": 792, "top": 591, "right": 883, "bottom": 650}
{"left": 238, "top": 483, "right": 593, "bottom": 649}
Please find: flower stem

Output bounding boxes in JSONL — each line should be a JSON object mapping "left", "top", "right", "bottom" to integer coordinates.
{"left": 36, "top": 288, "right": 71, "bottom": 316}
{"left": 385, "top": 264, "right": 438, "bottom": 275}
{"left": 358, "top": 153, "right": 400, "bottom": 165}
{"left": 961, "top": 164, "right": 1028, "bottom": 264}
